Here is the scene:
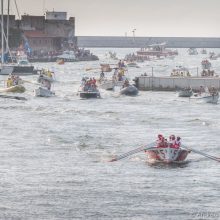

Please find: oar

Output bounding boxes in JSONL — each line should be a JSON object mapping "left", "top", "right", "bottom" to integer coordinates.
{"left": 85, "top": 67, "right": 100, "bottom": 71}
{"left": 22, "top": 80, "right": 41, "bottom": 86}
{"left": 109, "top": 142, "right": 156, "bottom": 162}
{"left": 182, "top": 145, "right": 220, "bottom": 162}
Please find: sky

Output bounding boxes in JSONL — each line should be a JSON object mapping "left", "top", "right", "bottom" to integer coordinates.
{"left": 11, "top": 0, "right": 220, "bottom": 37}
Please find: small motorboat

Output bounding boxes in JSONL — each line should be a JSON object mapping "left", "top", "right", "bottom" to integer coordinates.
{"left": 34, "top": 87, "right": 55, "bottom": 97}
{"left": 178, "top": 88, "right": 193, "bottom": 97}
{"left": 145, "top": 146, "right": 190, "bottom": 164}
{"left": 120, "top": 85, "right": 139, "bottom": 96}
{"left": 190, "top": 92, "right": 219, "bottom": 104}
{"left": 0, "top": 85, "right": 25, "bottom": 93}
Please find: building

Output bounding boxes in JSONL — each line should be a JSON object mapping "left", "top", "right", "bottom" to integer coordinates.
{"left": 0, "top": 11, "right": 77, "bottom": 53}
{"left": 19, "top": 11, "right": 77, "bottom": 53}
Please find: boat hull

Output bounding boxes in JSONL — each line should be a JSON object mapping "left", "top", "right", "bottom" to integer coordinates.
{"left": 191, "top": 93, "right": 219, "bottom": 104}
{"left": 120, "top": 85, "right": 139, "bottom": 96}
{"left": 79, "top": 91, "right": 100, "bottom": 99}
{"left": 34, "top": 87, "right": 55, "bottom": 97}
{"left": 0, "top": 85, "right": 26, "bottom": 93}
{"left": 178, "top": 90, "right": 193, "bottom": 97}
{"left": 146, "top": 147, "right": 189, "bottom": 163}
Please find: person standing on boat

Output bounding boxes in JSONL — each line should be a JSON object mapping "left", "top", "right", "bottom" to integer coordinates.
{"left": 199, "top": 86, "right": 205, "bottom": 95}
{"left": 100, "top": 71, "right": 105, "bottom": 80}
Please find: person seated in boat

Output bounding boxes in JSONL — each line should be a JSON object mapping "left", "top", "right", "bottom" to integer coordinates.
{"left": 6, "top": 77, "right": 13, "bottom": 88}
{"left": 199, "top": 86, "right": 205, "bottom": 95}
{"left": 156, "top": 134, "right": 168, "bottom": 148}
{"left": 169, "top": 135, "right": 176, "bottom": 148}
{"left": 13, "top": 76, "right": 21, "bottom": 85}
{"left": 46, "top": 70, "right": 53, "bottom": 78}
{"left": 174, "top": 137, "right": 181, "bottom": 149}
{"left": 209, "top": 86, "right": 217, "bottom": 95}
{"left": 92, "top": 77, "right": 97, "bottom": 85}
{"left": 42, "top": 79, "right": 51, "bottom": 90}
{"left": 122, "top": 79, "right": 130, "bottom": 88}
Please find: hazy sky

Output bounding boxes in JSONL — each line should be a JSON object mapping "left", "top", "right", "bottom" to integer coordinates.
{"left": 12, "top": 0, "right": 220, "bottom": 37}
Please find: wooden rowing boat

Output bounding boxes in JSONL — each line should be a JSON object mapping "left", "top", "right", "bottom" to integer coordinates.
{"left": 0, "top": 85, "right": 26, "bottom": 93}
{"left": 145, "top": 146, "right": 190, "bottom": 164}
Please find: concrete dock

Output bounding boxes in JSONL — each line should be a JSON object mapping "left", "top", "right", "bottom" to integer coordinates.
{"left": 134, "top": 76, "right": 220, "bottom": 91}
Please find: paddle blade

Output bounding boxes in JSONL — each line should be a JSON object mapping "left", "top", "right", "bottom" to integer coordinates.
{"left": 109, "top": 142, "right": 155, "bottom": 162}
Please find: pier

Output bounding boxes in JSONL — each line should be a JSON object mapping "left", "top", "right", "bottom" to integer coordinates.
{"left": 134, "top": 76, "right": 220, "bottom": 91}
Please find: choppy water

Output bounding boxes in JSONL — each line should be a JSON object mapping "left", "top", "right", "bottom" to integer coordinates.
{"left": 0, "top": 48, "right": 220, "bottom": 220}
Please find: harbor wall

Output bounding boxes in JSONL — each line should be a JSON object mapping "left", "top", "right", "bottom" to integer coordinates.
{"left": 135, "top": 76, "right": 220, "bottom": 91}
{"left": 77, "top": 36, "right": 220, "bottom": 48}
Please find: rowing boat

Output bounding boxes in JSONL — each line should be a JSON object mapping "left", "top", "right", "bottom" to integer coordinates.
{"left": 145, "top": 146, "right": 190, "bottom": 164}
{"left": 0, "top": 85, "right": 26, "bottom": 93}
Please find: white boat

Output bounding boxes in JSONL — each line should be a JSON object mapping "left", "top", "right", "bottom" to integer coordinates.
{"left": 146, "top": 146, "right": 189, "bottom": 164}
{"left": 34, "top": 87, "right": 55, "bottom": 97}
{"left": 190, "top": 92, "right": 219, "bottom": 104}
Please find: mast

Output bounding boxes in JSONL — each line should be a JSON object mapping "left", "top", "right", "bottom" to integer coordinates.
{"left": 6, "top": 0, "right": 9, "bottom": 52}
{"left": 1, "top": 0, "right": 4, "bottom": 64}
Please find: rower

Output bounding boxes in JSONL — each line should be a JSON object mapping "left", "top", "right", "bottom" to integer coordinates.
{"left": 6, "top": 77, "right": 13, "bottom": 88}
{"left": 174, "top": 137, "right": 181, "bottom": 149}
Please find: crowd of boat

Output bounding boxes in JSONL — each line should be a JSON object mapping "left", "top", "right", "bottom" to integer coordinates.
{"left": 1, "top": 43, "right": 220, "bottom": 165}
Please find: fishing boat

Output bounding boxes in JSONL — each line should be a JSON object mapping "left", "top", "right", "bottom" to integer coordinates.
{"left": 0, "top": 84, "right": 25, "bottom": 93}
{"left": 120, "top": 85, "right": 139, "bottom": 96}
{"left": 145, "top": 146, "right": 190, "bottom": 164}
{"left": 190, "top": 92, "right": 219, "bottom": 104}
{"left": 34, "top": 87, "right": 55, "bottom": 97}
{"left": 178, "top": 88, "right": 193, "bottom": 97}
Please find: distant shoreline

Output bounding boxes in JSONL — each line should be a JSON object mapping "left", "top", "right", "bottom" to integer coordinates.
{"left": 77, "top": 36, "right": 220, "bottom": 48}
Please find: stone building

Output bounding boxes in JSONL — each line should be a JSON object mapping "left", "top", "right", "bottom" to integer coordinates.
{"left": 1, "top": 11, "right": 77, "bottom": 53}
